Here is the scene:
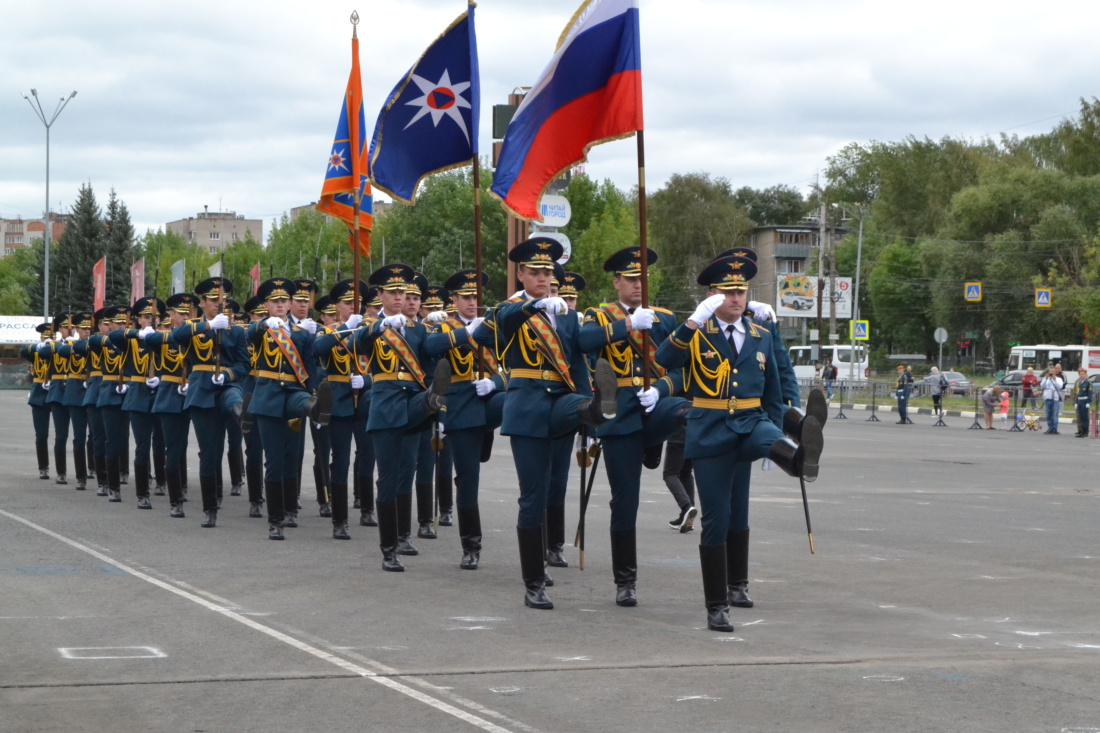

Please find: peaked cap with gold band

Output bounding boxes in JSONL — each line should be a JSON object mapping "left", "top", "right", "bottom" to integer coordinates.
{"left": 711, "top": 246, "right": 758, "bottom": 263}
{"left": 35, "top": 322, "right": 54, "bottom": 335}
{"left": 223, "top": 298, "right": 241, "bottom": 316}
{"left": 443, "top": 269, "right": 488, "bottom": 296}
{"left": 558, "top": 271, "right": 586, "bottom": 297}
{"left": 603, "top": 245, "right": 659, "bottom": 276}
{"left": 195, "top": 276, "right": 233, "bottom": 298}
{"left": 51, "top": 312, "right": 73, "bottom": 331}
{"left": 244, "top": 294, "right": 267, "bottom": 316}
{"left": 258, "top": 277, "right": 295, "bottom": 301}
{"left": 366, "top": 286, "right": 381, "bottom": 308}
{"left": 697, "top": 255, "right": 757, "bottom": 291}
{"left": 99, "top": 304, "right": 131, "bottom": 323}
{"left": 422, "top": 285, "right": 448, "bottom": 308}
{"left": 166, "top": 293, "right": 199, "bottom": 314}
{"left": 73, "top": 312, "right": 94, "bottom": 330}
{"left": 329, "top": 279, "right": 370, "bottom": 303}
{"left": 292, "top": 279, "right": 318, "bottom": 303}
{"left": 551, "top": 261, "right": 565, "bottom": 287}
{"left": 406, "top": 272, "right": 429, "bottom": 298}
{"left": 313, "top": 295, "right": 338, "bottom": 316}
{"left": 132, "top": 297, "right": 167, "bottom": 319}
{"left": 509, "top": 236, "right": 563, "bottom": 269}
{"left": 368, "top": 263, "right": 415, "bottom": 291}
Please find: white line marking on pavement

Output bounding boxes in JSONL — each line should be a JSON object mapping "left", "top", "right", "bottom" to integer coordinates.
{"left": 59, "top": 646, "right": 166, "bottom": 660}
{"left": 0, "top": 509, "right": 522, "bottom": 733}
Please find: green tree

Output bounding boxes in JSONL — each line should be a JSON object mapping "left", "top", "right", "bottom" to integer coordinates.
{"left": 0, "top": 246, "right": 39, "bottom": 314}
{"left": 733, "top": 184, "right": 808, "bottom": 226}
{"left": 39, "top": 183, "right": 104, "bottom": 314}
{"left": 104, "top": 189, "right": 139, "bottom": 305}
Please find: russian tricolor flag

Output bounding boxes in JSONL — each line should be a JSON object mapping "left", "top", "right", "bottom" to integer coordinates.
{"left": 491, "top": 0, "right": 642, "bottom": 221}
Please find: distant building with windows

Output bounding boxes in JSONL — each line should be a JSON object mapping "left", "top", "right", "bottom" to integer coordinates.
{"left": 2, "top": 214, "right": 71, "bottom": 256}
{"left": 748, "top": 219, "right": 847, "bottom": 343}
{"left": 166, "top": 207, "right": 262, "bottom": 254}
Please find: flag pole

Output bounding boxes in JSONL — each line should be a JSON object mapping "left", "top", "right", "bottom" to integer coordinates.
{"left": 350, "top": 11, "right": 362, "bottom": 314}
{"left": 636, "top": 129, "right": 651, "bottom": 391}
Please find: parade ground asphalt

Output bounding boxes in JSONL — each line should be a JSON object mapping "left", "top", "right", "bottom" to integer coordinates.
{"left": 1, "top": 390, "right": 1098, "bottom": 733}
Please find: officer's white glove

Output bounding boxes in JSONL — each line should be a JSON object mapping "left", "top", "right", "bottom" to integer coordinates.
{"left": 637, "top": 387, "right": 659, "bottom": 413}
{"left": 298, "top": 317, "right": 318, "bottom": 335}
{"left": 350, "top": 374, "right": 365, "bottom": 390}
{"left": 474, "top": 377, "right": 495, "bottom": 397}
{"left": 344, "top": 313, "right": 363, "bottom": 330}
{"left": 207, "top": 313, "right": 230, "bottom": 330}
{"left": 42, "top": 381, "right": 51, "bottom": 391}
{"left": 82, "top": 381, "right": 87, "bottom": 388}
{"left": 115, "top": 383, "right": 129, "bottom": 394}
{"left": 629, "top": 307, "right": 656, "bottom": 331}
{"left": 688, "top": 293, "right": 727, "bottom": 327}
{"left": 66, "top": 336, "right": 77, "bottom": 343}
{"left": 137, "top": 326, "right": 155, "bottom": 340}
{"left": 748, "top": 301, "right": 776, "bottom": 323}
{"left": 423, "top": 310, "right": 448, "bottom": 324}
{"left": 761, "top": 457, "right": 776, "bottom": 472}
{"left": 177, "top": 383, "right": 188, "bottom": 395}
{"left": 211, "top": 372, "right": 226, "bottom": 386}
{"left": 36, "top": 341, "right": 51, "bottom": 353}
{"left": 54, "top": 332, "right": 63, "bottom": 342}
{"left": 535, "top": 297, "right": 568, "bottom": 316}
{"left": 146, "top": 376, "right": 160, "bottom": 389}
{"left": 467, "top": 317, "right": 484, "bottom": 336}
{"left": 381, "top": 314, "right": 405, "bottom": 330}
{"left": 266, "top": 316, "right": 287, "bottom": 331}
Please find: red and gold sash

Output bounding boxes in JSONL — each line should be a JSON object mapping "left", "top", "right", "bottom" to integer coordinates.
{"left": 601, "top": 303, "right": 666, "bottom": 378}
{"left": 380, "top": 324, "right": 426, "bottom": 388}
{"left": 523, "top": 312, "right": 576, "bottom": 391}
{"left": 267, "top": 326, "right": 311, "bottom": 385}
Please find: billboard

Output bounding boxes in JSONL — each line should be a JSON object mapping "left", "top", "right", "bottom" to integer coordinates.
{"left": 776, "top": 276, "right": 852, "bottom": 319}
{"left": 0, "top": 316, "right": 52, "bottom": 345}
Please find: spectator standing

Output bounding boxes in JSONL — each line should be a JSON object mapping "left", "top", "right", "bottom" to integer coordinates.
{"left": 928, "top": 367, "right": 948, "bottom": 416}
{"left": 981, "top": 387, "right": 999, "bottom": 429}
{"left": 895, "top": 364, "right": 913, "bottom": 424}
{"left": 822, "top": 362, "right": 837, "bottom": 401}
{"left": 1040, "top": 365, "right": 1066, "bottom": 435}
{"left": 1020, "top": 367, "right": 1039, "bottom": 410}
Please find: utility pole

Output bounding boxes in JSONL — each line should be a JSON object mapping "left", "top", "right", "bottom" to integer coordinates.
{"left": 22, "top": 89, "right": 77, "bottom": 321}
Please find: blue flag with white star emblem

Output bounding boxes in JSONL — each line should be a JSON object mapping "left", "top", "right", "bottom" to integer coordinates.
{"left": 369, "top": 4, "right": 479, "bottom": 204}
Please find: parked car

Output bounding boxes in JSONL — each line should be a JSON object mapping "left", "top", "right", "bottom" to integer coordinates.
{"left": 940, "top": 371, "right": 972, "bottom": 395}
{"left": 989, "top": 370, "right": 1027, "bottom": 398}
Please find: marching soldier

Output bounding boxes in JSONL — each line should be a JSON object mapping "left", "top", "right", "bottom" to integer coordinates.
{"left": 404, "top": 272, "right": 442, "bottom": 540}
{"left": 423, "top": 269, "right": 507, "bottom": 569}
{"left": 579, "top": 246, "right": 689, "bottom": 607}
{"left": 221, "top": 298, "right": 247, "bottom": 500}
{"left": 240, "top": 295, "right": 269, "bottom": 518}
{"left": 287, "top": 279, "right": 326, "bottom": 521}
{"left": 144, "top": 294, "right": 197, "bottom": 517}
{"left": 45, "top": 313, "right": 74, "bottom": 484}
{"left": 472, "top": 237, "right": 617, "bottom": 610}
{"left": 421, "top": 284, "right": 455, "bottom": 527}
{"left": 351, "top": 286, "right": 379, "bottom": 527}
{"left": 247, "top": 278, "right": 333, "bottom": 540}
{"left": 108, "top": 297, "right": 165, "bottom": 509}
{"left": 95, "top": 305, "right": 131, "bottom": 503}
{"left": 558, "top": 271, "right": 586, "bottom": 314}
{"left": 58, "top": 312, "right": 93, "bottom": 490}
{"left": 655, "top": 255, "right": 824, "bottom": 632}
{"left": 313, "top": 282, "right": 371, "bottom": 539}
{"left": 171, "top": 277, "right": 248, "bottom": 528}
{"left": 22, "top": 322, "right": 54, "bottom": 479}
{"left": 85, "top": 310, "right": 111, "bottom": 494}
{"left": 353, "top": 264, "right": 450, "bottom": 571}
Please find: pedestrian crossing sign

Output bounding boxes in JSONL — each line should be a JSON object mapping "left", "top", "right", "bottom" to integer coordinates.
{"left": 850, "top": 320, "right": 869, "bottom": 341}
{"left": 965, "top": 282, "right": 982, "bottom": 302}
{"left": 1035, "top": 288, "right": 1051, "bottom": 308}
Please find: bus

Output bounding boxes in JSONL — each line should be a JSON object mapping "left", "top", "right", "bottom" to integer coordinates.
{"left": 789, "top": 345, "right": 869, "bottom": 382}
{"left": 1006, "top": 344, "right": 1100, "bottom": 385}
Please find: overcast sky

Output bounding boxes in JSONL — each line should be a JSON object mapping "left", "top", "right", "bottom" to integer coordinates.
{"left": 3, "top": 0, "right": 1097, "bottom": 238}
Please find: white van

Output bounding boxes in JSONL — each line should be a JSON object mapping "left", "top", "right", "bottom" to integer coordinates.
{"left": 789, "top": 345, "right": 868, "bottom": 382}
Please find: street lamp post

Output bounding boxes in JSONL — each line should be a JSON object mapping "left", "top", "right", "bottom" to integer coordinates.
{"left": 22, "top": 89, "right": 77, "bottom": 321}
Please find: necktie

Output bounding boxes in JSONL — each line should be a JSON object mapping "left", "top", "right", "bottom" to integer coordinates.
{"left": 726, "top": 324, "right": 738, "bottom": 359}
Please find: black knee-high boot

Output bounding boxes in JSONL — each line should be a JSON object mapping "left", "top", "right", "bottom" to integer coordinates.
{"left": 54, "top": 445, "right": 68, "bottom": 483}
{"left": 610, "top": 528, "right": 637, "bottom": 607}
{"left": 415, "top": 482, "right": 436, "bottom": 538}
{"left": 36, "top": 441, "right": 49, "bottom": 476}
{"left": 458, "top": 505, "right": 482, "bottom": 570}
{"left": 396, "top": 492, "right": 418, "bottom": 555}
{"left": 106, "top": 457, "right": 122, "bottom": 502}
{"left": 228, "top": 447, "right": 243, "bottom": 496}
{"left": 95, "top": 455, "right": 108, "bottom": 495}
{"left": 73, "top": 446, "right": 87, "bottom": 490}
{"left": 699, "top": 544, "right": 732, "bottom": 632}
{"left": 153, "top": 450, "right": 167, "bottom": 495}
{"left": 377, "top": 500, "right": 403, "bottom": 571}
{"left": 545, "top": 503, "right": 568, "bottom": 567}
{"left": 726, "top": 528, "right": 753, "bottom": 608}
{"left": 518, "top": 526, "right": 553, "bottom": 609}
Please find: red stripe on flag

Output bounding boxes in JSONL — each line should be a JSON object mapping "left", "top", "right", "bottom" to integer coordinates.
{"left": 504, "top": 69, "right": 642, "bottom": 220}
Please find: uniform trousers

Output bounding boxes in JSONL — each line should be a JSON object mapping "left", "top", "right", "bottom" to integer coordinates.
{"left": 371, "top": 429, "right": 420, "bottom": 504}
{"left": 243, "top": 412, "right": 264, "bottom": 503}
{"left": 159, "top": 412, "right": 190, "bottom": 502}
{"left": 328, "top": 415, "right": 368, "bottom": 525}
{"left": 311, "top": 420, "right": 331, "bottom": 504}
{"left": 446, "top": 428, "right": 488, "bottom": 509}
{"left": 69, "top": 407, "right": 88, "bottom": 477}
{"left": 691, "top": 419, "right": 782, "bottom": 545}
{"left": 89, "top": 406, "right": 106, "bottom": 459}
{"left": 50, "top": 403, "right": 70, "bottom": 463}
{"left": 32, "top": 404, "right": 51, "bottom": 444}
{"left": 257, "top": 416, "right": 294, "bottom": 524}
{"left": 100, "top": 405, "right": 127, "bottom": 461}
{"left": 128, "top": 411, "right": 154, "bottom": 470}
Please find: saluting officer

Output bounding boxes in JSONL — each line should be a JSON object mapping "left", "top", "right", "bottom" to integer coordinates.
{"left": 171, "top": 277, "right": 248, "bottom": 528}
{"left": 144, "top": 294, "right": 197, "bottom": 517}
{"left": 655, "top": 255, "right": 824, "bottom": 632}
{"left": 22, "top": 322, "right": 54, "bottom": 478}
{"left": 353, "top": 264, "right": 450, "bottom": 571}
{"left": 579, "top": 246, "right": 689, "bottom": 607}
{"left": 247, "top": 278, "right": 333, "bottom": 540}
{"left": 423, "top": 269, "right": 507, "bottom": 569}
{"left": 473, "top": 237, "right": 618, "bottom": 610}
{"left": 58, "top": 312, "right": 94, "bottom": 490}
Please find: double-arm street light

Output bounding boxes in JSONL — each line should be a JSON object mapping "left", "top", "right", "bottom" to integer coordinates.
{"left": 22, "top": 89, "right": 77, "bottom": 321}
